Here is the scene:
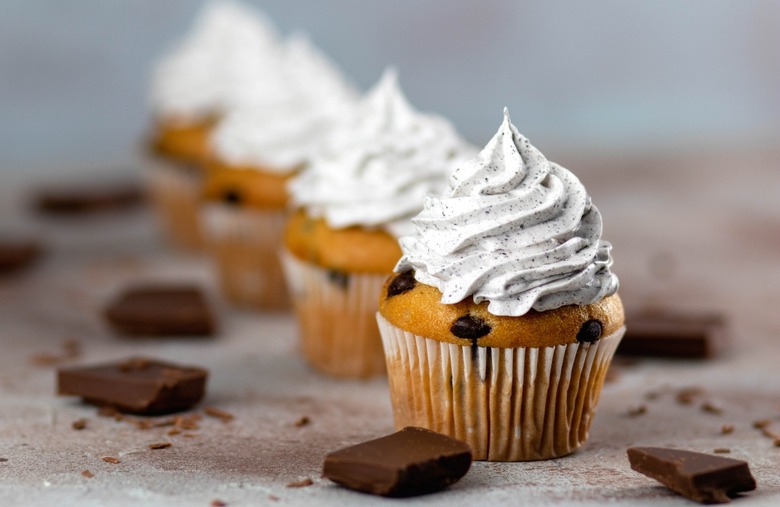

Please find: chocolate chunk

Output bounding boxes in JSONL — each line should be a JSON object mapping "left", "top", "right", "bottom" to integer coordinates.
{"left": 104, "top": 285, "right": 216, "bottom": 337}
{"left": 34, "top": 179, "right": 142, "bottom": 214}
{"left": 222, "top": 188, "right": 242, "bottom": 206}
{"left": 58, "top": 357, "right": 208, "bottom": 415}
{"left": 0, "top": 237, "right": 42, "bottom": 274}
{"left": 327, "top": 269, "right": 350, "bottom": 290}
{"left": 387, "top": 270, "right": 416, "bottom": 298}
{"left": 627, "top": 447, "right": 756, "bottom": 504}
{"left": 618, "top": 309, "right": 727, "bottom": 358}
{"left": 576, "top": 319, "right": 603, "bottom": 343}
{"left": 323, "top": 427, "right": 472, "bottom": 497}
{"left": 450, "top": 315, "right": 491, "bottom": 340}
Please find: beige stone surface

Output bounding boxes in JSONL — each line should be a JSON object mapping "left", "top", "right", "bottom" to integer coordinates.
{"left": 1, "top": 152, "right": 780, "bottom": 505}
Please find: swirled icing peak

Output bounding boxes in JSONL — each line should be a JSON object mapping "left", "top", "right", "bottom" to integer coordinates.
{"left": 289, "top": 69, "right": 476, "bottom": 237}
{"left": 210, "top": 34, "right": 359, "bottom": 171}
{"left": 397, "top": 108, "right": 618, "bottom": 317}
{"left": 151, "top": 0, "right": 282, "bottom": 121}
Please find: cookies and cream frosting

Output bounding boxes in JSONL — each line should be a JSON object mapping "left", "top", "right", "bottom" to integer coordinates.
{"left": 397, "top": 109, "right": 619, "bottom": 317}
{"left": 289, "top": 69, "right": 476, "bottom": 237}
{"left": 151, "top": 0, "right": 282, "bottom": 121}
{"left": 210, "top": 34, "right": 359, "bottom": 172}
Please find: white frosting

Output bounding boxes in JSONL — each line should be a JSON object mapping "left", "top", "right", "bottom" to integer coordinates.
{"left": 397, "top": 109, "right": 619, "bottom": 317}
{"left": 210, "top": 34, "right": 359, "bottom": 172}
{"left": 289, "top": 69, "right": 477, "bottom": 237}
{"left": 151, "top": 0, "right": 282, "bottom": 121}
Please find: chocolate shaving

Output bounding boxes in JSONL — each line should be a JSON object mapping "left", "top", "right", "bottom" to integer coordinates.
{"left": 713, "top": 448, "right": 731, "bottom": 454}
{"left": 204, "top": 406, "right": 234, "bottom": 422}
{"left": 101, "top": 456, "right": 120, "bottom": 464}
{"left": 286, "top": 478, "right": 314, "bottom": 488}
{"left": 149, "top": 442, "right": 172, "bottom": 450}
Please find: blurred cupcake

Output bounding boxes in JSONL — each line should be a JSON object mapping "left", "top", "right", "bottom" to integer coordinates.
{"left": 282, "top": 70, "right": 476, "bottom": 378}
{"left": 378, "top": 109, "right": 624, "bottom": 460}
{"left": 202, "top": 35, "right": 358, "bottom": 310}
{"left": 146, "top": 0, "right": 281, "bottom": 250}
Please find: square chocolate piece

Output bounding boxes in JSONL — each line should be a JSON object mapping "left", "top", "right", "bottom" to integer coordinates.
{"left": 104, "top": 285, "right": 216, "bottom": 337}
{"left": 617, "top": 309, "right": 727, "bottom": 359}
{"left": 323, "top": 427, "right": 472, "bottom": 497}
{"left": 58, "top": 357, "right": 208, "bottom": 415}
{"left": 627, "top": 447, "right": 756, "bottom": 504}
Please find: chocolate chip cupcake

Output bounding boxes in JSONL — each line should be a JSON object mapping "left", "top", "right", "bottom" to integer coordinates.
{"left": 281, "top": 70, "right": 475, "bottom": 378}
{"left": 145, "top": 0, "right": 281, "bottom": 250}
{"left": 377, "top": 109, "right": 624, "bottom": 460}
{"left": 201, "top": 34, "right": 357, "bottom": 310}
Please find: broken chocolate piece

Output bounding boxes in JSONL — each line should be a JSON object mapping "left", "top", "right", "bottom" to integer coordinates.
{"left": 387, "top": 271, "right": 416, "bottom": 298}
{"left": 627, "top": 447, "right": 756, "bottom": 504}
{"left": 34, "top": 179, "right": 142, "bottom": 214}
{"left": 58, "top": 357, "right": 208, "bottom": 415}
{"left": 104, "top": 285, "right": 216, "bottom": 337}
{"left": 0, "top": 237, "right": 41, "bottom": 274}
{"left": 576, "top": 319, "right": 603, "bottom": 343}
{"left": 450, "top": 315, "right": 491, "bottom": 340}
{"left": 323, "top": 426, "right": 472, "bottom": 497}
{"left": 617, "top": 309, "right": 727, "bottom": 358}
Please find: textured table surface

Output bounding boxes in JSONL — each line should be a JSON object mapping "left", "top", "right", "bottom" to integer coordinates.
{"left": 1, "top": 151, "right": 780, "bottom": 506}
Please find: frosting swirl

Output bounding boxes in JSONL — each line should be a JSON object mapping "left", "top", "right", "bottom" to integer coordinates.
{"left": 151, "top": 0, "right": 282, "bottom": 121}
{"left": 289, "top": 69, "right": 476, "bottom": 237}
{"left": 210, "top": 34, "right": 359, "bottom": 172}
{"left": 397, "top": 109, "right": 619, "bottom": 317}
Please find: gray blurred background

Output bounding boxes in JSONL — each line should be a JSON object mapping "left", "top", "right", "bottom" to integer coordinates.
{"left": 1, "top": 0, "right": 779, "bottom": 174}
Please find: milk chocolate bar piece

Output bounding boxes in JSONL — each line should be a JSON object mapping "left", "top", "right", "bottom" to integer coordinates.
{"left": 104, "top": 285, "right": 216, "bottom": 337}
{"left": 58, "top": 357, "right": 208, "bottom": 415}
{"left": 617, "top": 309, "right": 727, "bottom": 358}
{"left": 0, "top": 238, "right": 41, "bottom": 274}
{"left": 627, "top": 447, "right": 755, "bottom": 504}
{"left": 323, "top": 427, "right": 472, "bottom": 497}
{"left": 35, "top": 180, "right": 142, "bottom": 214}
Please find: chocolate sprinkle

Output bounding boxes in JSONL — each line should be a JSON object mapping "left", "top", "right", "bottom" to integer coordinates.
{"left": 576, "top": 320, "right": 603, "bottom": 343}
{"left": 222, "top": 188, "right": 242, "bottom": 206}
{"left": 450, "top": 315, "right": 491, "bottom": 340}
{"left": 327, "top": 269, "right": 350, "bottom": 290}
{"left": 387, "top": 270, "right": 416, "bottom": 298}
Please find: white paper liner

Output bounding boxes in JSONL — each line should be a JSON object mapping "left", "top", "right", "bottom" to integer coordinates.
{"left": 143, "top": 155, "right": 204, "bottom": 250}
{"left": 201, "top": 204, "right": 289, "bottom": 310}
{"left": 281, "top": 250, "right": 388, "bottom": 378}
{"left": 378, "top": 313, "right": 625, "bottom": 461}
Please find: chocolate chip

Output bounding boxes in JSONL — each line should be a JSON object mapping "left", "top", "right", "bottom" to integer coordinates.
{"left": 327, "top": 270, "right": 349, "bottom": 290}
{"left": 386, "top": 271, "right": 416, "bottom": 298}
{"left": 222, "top": 188, "right": 242, "bottom": 206}
{"left": 450, "top": 315, "right": 491, "bottom": 340}
{"left": 576, "top": 320, "right": 602, "bottom": 343}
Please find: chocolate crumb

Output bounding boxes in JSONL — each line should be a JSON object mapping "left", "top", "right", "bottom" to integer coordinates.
{"left": 294, "top": 416, "right": 311, "bottom": 428}
{"left": 102, "top": 456, "right": 120, "bottom": 464}
{"left": 701, "top": 401, "right": 723, "bottom": 415}
{"left": 752, "top": 419, "right": 771, "bottom": 429}
{"left": 81, "top": 470, "right": 94, "bottom": 478}
{"left": 286, "top": 478, "right": 313, "bottom": 488}
{"left": 576, "top": 320, "right": 603, "bottom": 343}
{"left": 628, "top": 405, "right": 647, "bottom": 417}
{"left": 0, "top": 458, "right": 7, "bottom": 462}
{"left": 713, "top": 448, "right": 731, "bottom": 454}
{"left": 268, "top": 495, "right": 280, "bottom": 502}
{"left": 675, "top": 387, "right": 704, "bottom": 405}
{"left": 211, "top": 500, "right": 227, "bottom": 507}
{"left": 387, "top": 270, "right": 416, "bottom": 298}
{"left": 167, "top": 428, "right": 181, "bottom": 436}
{"left": 149, "top": 442, "right": 172, "bottom": 450}
{"left": 204, "top": 406, "right": 234, "bottom": 422}
{"left": 721, "top": 424, "right": 735, "bottom": 435}
{"left": 450, "top": 315, "right": 491, "bottom": 340}
{"left": 72, "top": 418, "right": 88, "bottom": 430}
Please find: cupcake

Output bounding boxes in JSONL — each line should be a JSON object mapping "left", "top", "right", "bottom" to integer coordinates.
{"left": 146, "top": 0, "right": 281, "bottom": 250}
{"left": 202, "top": 34, "right": 358, "bottom": 310}
{"left": 282, "top": 70, "right": 476, "bottom": 378}
{"left": 377, "top": 109, "right": 624, "bottom": 460}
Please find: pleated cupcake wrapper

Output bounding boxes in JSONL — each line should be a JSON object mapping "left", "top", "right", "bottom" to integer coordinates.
{"left": 143, "top": 156, "right": 204, "bottom": 251}
{"left": 201, "top": 204, "right": 289, "bottom": 310}
{"left": 280, "top": 251, "right": 388, "bottom": 378}
{"left": 378, "top": 313, "right": 625, "bottom": 461}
